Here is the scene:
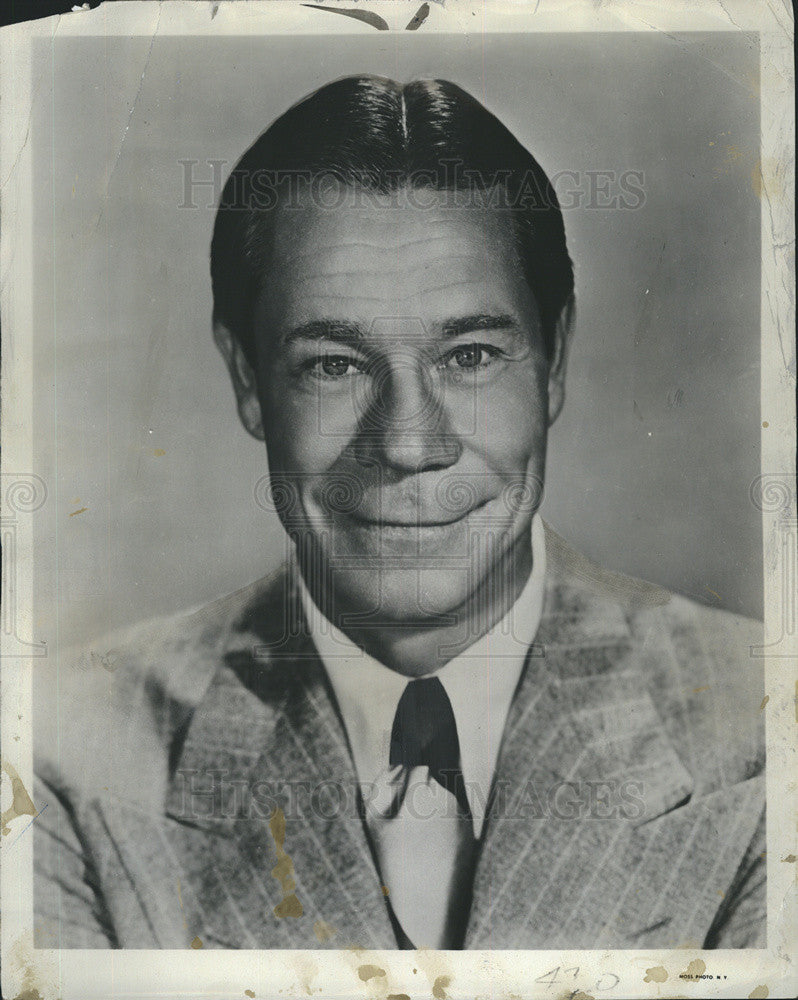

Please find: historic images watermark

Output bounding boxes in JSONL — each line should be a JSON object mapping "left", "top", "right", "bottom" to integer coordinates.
{"left": 1, "top": 473, "right": 48, "bottom": 658}
{"left": 749, "top": 473, "right": 797, "bottom": 657}
{"left": 172, "top": 770, "right": 647, "bottom": 823}
{"left": 178, "top": 159, "right": 647, "bottom": 213}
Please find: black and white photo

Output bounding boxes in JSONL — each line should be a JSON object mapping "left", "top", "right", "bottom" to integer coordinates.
{"left": 1, "top": 2, "right": 795, "bottom": 998}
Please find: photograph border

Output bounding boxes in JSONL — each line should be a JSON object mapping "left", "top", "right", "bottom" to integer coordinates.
{"left": 2, "top": 2, "right": 795, "bottom": 998}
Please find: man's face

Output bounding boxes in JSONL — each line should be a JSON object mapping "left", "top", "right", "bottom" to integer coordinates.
{"left": 249, "top": 187, "right": 556, "bottom": 626}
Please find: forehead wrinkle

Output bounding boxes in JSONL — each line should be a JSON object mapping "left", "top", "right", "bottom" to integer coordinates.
{"left": 282, "top": 237, "right": 508, "bottom": 270}
{"left": 285, "top": 256, "right": 515, "bottom": 285}
{"left": 273, "top": 275, "right": 533, "bottom": 326}
{"left": 412, "top": 277, "right": 519, "bottom": 295}
{"left": 278, "top": 290, "right": 423, "bottom": 308}
{"left": 284, "top": 283, "right": 518, "bottom": 308}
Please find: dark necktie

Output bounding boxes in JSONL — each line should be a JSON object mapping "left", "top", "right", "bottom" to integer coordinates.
{"left": 365, "top": 675, "right": 476, "bottom": 949}
{"left": 389, "top": 676, "right": 471, "bottom": 817}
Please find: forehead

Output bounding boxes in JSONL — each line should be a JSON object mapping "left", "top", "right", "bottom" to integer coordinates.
{"left": 256, "top": 187, "right": 537, "bottom": 337}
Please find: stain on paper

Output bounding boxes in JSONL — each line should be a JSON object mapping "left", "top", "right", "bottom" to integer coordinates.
{"left": 432, "top": 975, "right": 451, "bottom": 999}
{"left": 751, "top": 157, "right": 787, "bottom": 201}
{"left": 269, "top": 807, "right": 303, "bottom": 918}
{"left": 7, "top": 934, "right": 50, "bottom": 1000}
{"left": 749, "top": 987, "right": 769, "bottom": 999}
{"left": 358, "top": 965, "right": 386, "bottom": 982}
{"left": 190, "top": 935, "right": 203, "bottom": 949}
{"left": 644, "top": 966, "right": 668, "bottom": 983}
{"left": 1, "top": 760, "right": 38, "bottom": 836}
{"left": 681, "top": 958, "right": 705, "bottom": 978}
{"left": 293, "top": 956, "right": 319, "bottom": 996}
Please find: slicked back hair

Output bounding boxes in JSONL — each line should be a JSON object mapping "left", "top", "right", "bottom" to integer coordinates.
{"left": 211, "top": 75, "right": 574, "bottom": 367}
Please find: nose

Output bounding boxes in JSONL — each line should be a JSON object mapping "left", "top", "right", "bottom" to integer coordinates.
{"left": 355, "top": 352, "right": 462, "bottom": 473}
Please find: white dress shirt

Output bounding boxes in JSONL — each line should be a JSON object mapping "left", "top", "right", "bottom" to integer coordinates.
{"left": 297, "top": 514, "right": 547, "bottom": 839}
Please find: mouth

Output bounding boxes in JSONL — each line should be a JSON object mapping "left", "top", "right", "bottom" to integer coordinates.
{"left": 346, "top": 499, "right": 492, "bottom": 530}
{"left": 351, "top": 516, "right": 465, "bottom": 529}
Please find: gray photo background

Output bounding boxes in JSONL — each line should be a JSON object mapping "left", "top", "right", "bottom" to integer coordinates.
{"left": 30, "top": 30, "right": 761, "bottom": 651}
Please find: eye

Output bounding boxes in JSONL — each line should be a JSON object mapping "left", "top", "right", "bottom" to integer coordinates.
{"left": 310, "top": 354, "right": 364, "bottom": 380}
{"left": 441, "top": 343, "right": 502, "bottom": 372}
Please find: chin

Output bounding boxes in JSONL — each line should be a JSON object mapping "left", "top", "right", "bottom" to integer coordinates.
{"left": 330, "top": 565, "right": 474, "bottom": 628}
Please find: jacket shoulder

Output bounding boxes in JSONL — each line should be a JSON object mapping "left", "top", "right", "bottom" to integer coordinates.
{"left": 542, "top": 523, "right": 765, "bottom": 794}
{"left": 34, "top": 567, "right": 291, "bottom": 811}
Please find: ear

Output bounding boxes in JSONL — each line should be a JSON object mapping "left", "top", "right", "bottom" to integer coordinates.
{"left": 547, "top": 293, "right": 575, "bottom": 426}
{"left": 213, "top": 319, "right": 265, "bottom": 441}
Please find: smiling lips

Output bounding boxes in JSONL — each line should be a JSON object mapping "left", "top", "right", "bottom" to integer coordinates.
{"left": 345, "top": 498, "right": 493, "bottom": 529}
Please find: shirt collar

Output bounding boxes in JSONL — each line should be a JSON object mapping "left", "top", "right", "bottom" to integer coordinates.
{"left": 296, "top": 514, "right": 547, "bottom": 835}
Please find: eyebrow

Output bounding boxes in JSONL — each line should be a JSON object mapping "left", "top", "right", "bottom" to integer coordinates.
{"left": 439, "top": 313, "right": 519, "bottom": 339}
{"left": 280, "top": 319, "right": 367, "bottom": 346}
{"left": 282, "top": 313, "right": 521, "bottom": 347}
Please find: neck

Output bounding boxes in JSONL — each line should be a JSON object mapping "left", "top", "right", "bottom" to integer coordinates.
{"left": 302, "top": 532, "right": 534, "bottom": 677}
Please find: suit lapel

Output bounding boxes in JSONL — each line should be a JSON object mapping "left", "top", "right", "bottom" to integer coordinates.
{"left": 465, "top": 572, "right": 764, "bottom": 949}
{"left": 153, "top": 573, "right": 396, "bottom": 949}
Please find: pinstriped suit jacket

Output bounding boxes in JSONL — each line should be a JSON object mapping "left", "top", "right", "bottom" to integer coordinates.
{"left": 33, "top": 524, "right": 766, "bottom": 950}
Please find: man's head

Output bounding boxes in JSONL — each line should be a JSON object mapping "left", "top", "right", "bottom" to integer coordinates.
{"left": 211, "top": 75, "right": 574, "bottom": 633}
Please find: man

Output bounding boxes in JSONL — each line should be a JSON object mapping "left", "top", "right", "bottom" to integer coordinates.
{"left": 34, "top": 75, "right": 765, "bottom": 950}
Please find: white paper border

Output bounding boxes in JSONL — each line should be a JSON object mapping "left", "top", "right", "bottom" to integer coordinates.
{"left": 2, "top": 2, "right": 795, "bottom": 998}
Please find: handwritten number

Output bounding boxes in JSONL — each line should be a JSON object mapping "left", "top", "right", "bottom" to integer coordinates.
{"left": 535, "top": 966, "right": 562, "bottom": 986}
{"left": 536, "top": 965, "right": 620, "bottom": 993}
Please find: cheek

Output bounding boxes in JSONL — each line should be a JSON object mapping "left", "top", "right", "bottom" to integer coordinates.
{"left": 461, "top": 366, "right": 549, "bottom": 472}
{"left": 260, "top": 377, "right": 347, "bottom": 476}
